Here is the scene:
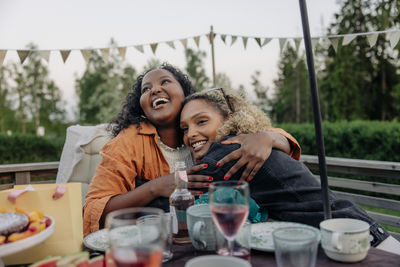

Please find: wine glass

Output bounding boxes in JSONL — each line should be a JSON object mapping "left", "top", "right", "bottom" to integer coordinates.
{"left": 105, "top": 207, "right": 165, "bottom": 267}
{"left": 209, "top": 181, "right": 250, "bottom": 256}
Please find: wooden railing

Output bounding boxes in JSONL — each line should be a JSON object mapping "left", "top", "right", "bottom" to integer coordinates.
{"left": 1, "top": 156, "right": 399, "bottom": 240}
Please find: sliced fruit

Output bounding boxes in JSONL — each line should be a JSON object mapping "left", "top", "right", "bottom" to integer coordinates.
{"left": 89, "top": 255, "right": 104, "bottom": 267}
{"left": 56, "top": 251, "right": 89, "bottom": 267}
{"left": 29, "top": 256, "right": 62, "bottom": 267}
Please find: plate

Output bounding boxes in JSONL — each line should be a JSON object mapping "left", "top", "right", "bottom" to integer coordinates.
{"left": 83, "top": 229, "right": 109, "bottom": 252}
{"left": 250, "top": 221, "right": 321, "bottom": 252}
{"left": 0, "top": 216, "right": 55, "bottom": 258}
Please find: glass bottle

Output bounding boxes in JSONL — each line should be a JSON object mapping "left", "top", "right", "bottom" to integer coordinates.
{"left": 169, "top": 161, "right": 195, "bottom": 244}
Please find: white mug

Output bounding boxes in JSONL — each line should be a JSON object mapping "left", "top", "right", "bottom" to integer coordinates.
{"left": 320, "top": 218, "right": 370, "bottom": 262}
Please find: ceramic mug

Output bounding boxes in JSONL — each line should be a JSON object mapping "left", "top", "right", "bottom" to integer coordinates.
{"left": 320, "top": 218, "right": 370, "bottom": 262}
{"left": 186, "top": 204, "right": 217, "bottom": 251}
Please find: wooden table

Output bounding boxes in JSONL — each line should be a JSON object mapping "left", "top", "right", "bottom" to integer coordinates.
{"left": 163, "top": 243, "right": 400, "bottom": 267}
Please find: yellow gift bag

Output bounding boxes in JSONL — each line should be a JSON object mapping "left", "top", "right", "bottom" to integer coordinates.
{"left": 1, "top": 183, "right": 83, "bottom": 265}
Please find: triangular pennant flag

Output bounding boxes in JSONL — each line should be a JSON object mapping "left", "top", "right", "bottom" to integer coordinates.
{"left": 387, "top": 31, "right": 400, "bottom": 49}
{"left": 294, "top": 38, "right": 302, "bottom": 51}
{"left": 262, "top": 38, "right": 272, "bottom": 47}
{"left": 220, "top": 34, "right": 227, "bottom": 44}
{"left": 311, "top": 38, "right": 320, "bottom": 49}
{"left": 60, "top": 50, "right": 71, "bottom": 63}
{"left": 230, "top": 36, "right": 237, "bottom": 46}
{"left": 207, "top": 33, "right": 215, "bottom": 43}
{"left": 118, "top": 47, "right": 127, "bottom": 59}
{"left": 100, "top": 48, "right": 110, "bottom": 60}
{"left": 134, "top": 45, "right": 144, "bottom": 53}
{"left": 17, "top": 50, "right": 30, "bottom": 64}
{"left": 255, "top": 38, "right": 262, "bottom": 48}
{"left": 81, "top": 49, "right": 92, "bottom": 64}
{"left": 366, "top": 33, "right": 379, "bottom": 47}
{"left": 39, "top": 50, "right": 50, "bottom": 62}
{"left": 329, "top": 37, "right": 340, "bottom": 52}
{"left": 242, "top": 37, "right": 248, "bottom": 49}
{"left": 180, "top": 39, "right": 188, "bottom": 49}
{"left": 279, "top": 38, "right": 287, "bottom": 53}
{"left": 0, "top": 50, "right": 6, "bottom": 66}
{"left": 166, "top": 41, "right": 175, "bottom": 49}
{"left": 150, "top": 43, "right": 158, "bottom": 55}
{"left": 193, "top": 36, "right": 201, "bottom": 48}
{"left": 342, "top": 35, "right": 357, "bottom": 46}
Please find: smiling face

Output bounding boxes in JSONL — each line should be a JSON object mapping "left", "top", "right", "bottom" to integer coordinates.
{"left": 139, "top": 69, "right": 186, "bottom": 128}
{"left": 180, "top": 99, "right": 228, "bottom": 163}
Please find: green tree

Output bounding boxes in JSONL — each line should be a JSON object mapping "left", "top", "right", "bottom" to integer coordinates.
{"left": 75, "top": 45, "right": 137, "bottom": 124}
{"left": 184, "top": 48, "right": 210, "bottom": 91}
{"left": 0, "top": 66, "right": 14, "bottom": 133}
{"left": 251, "top": 71, "right": 269, "bottom": 113}
{"left": 270, "top": 44, "right": 311, "bottom": 123}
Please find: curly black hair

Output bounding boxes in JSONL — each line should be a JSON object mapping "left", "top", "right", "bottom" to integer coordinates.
{"left": 110, "top": 63, "right": 196, "bottom": 137}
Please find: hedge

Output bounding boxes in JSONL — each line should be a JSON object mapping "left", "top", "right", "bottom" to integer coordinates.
{"left": 0, "top": 134, "right": 65, "bottom": 164}
{"left": 0, "top": 121, "right": 399, "bottom": 164}
{"left": 277, "top": 120, "right": 400, "bottom": 162}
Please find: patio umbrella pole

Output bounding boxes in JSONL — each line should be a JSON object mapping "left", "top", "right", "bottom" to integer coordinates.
{"left": 298, "top": 0, "right": 331, "bottom": 219}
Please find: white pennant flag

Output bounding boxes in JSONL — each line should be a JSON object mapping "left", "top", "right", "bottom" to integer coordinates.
{"left": 294, "top": 38, "right": 302, "bottom": 51}
{"left": 193, "top": 36, "right": 201, "bottom": 48}
{"left": 39, "top": 50, "right": 50, "bottom": 62}
{"left": 311, "top": 38, "right": 320, "bottom": 49}
{"left": 220, "top": 34, "right": 227, "bottom": 44}
{"left": 166, "top": 41, "right": 175, "bottom": 49}
{"left": 150, "top": 43, "right": 158, "bottom": 55}
{"left": 342, "top": 35, "right": 357, "bottom": 46}
{"left": 118, "top": 47, "right": 127, "bottom": 59}
{"left": 81, "top": 49, "right": 92, "bottom": 64}
{"left": 262, "top": 38, "right": 272, "bottom": 47}
{"left": 279, "top": 38, "right": 287, "bottom": 53}
{"left": 60, "top": 50, "right": 71, "bottom": 63}
{"left": 387, "top": 31, "right": 400, "bottom": 49}
{"left": 0, "top": 50, "right": 6, "bottom": 66}
{"left": 134, "top": 45, "right": 144, "bottom": 53}
{"left": 255, "top": 38, "right": 262, "bottom": 48}
{"left": 100, "top": 48, "right": 110, "bottom": 60}
{"left": 366, "top": 33, "right": 379, "bottom": 47}
{"left": 17, "top": 50, "right": 30, "bottom": 64}
{"left": 180, "top": 39, "right": 188, "bottom": 49}
{"left": 329, "top": 37, "right": 340, "bottom": 52}
{"left": 242, "top": 37, "right": 248, "bottom": 49}
{"left": 230, "top": 36, "right": 237, "bottom": 46}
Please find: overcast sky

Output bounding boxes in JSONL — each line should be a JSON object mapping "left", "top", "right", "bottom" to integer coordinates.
{"left": 0, "top": 0, "right": 340, "bottom": 120}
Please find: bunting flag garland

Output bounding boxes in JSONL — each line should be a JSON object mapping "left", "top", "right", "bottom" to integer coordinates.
{"left": 80, "top": 49, "right": 92, "bottom": 63}
{"left": 387, "top": 31, "right": 400, "bottom": 49}
{"left": 17, "top": 50, "right": 30, "bottom": 64}
{"left": 342, "top": 35, "right": 357, "bottom": 46}
{"left": 100, "top": 48, "right": 110, "bottom": 60}
{"left": 193, "top": 36, "right": 201, "bottom": 48}
{"left": 166, "top": 41, "right": 175, "bottom": 49}
{"left": 180, "top": 38, "right": 188, "bottom": 49}
{"left": 0, "top": 50, "right": 6, "bottom": 66}
{"left": 134, "top": 45, "right": 144, "bottom": 53}
{"left": 117, "top": 47, "right": 126, "bottom": 59}
{"left": 367, "top": 33, "right": 379, "bottom": 47}
{"left": 329, "top": 37, "right": 340, "bottom": 52}
{"left": 39, "top": 50, "right": 50, "bottom": 62}
{"left": 1, "top": 28, "right": 399, "bottom": 66}
{"left": 242, "top": 37, "right": 248, "bottom": 49}
{"left": 150, "top": 43, "right": 158, "bottom": 55}
{"left": 60, "top": 50, "right": 71, "bottom": 63}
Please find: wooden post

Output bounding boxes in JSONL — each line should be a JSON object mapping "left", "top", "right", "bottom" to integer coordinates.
{"left": 210, "top": 25, "right": 216, "bottom": 87}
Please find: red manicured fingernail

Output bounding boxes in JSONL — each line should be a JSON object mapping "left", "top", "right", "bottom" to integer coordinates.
{"left": 206, "top": 183, "right": 210, "bottom": 186}
{"left": 224, "top": 176, "right": 229, "bottom": 181}
{"left": 246, "top": 178, "right": 251, "bottom": 182}
{"left": 203, "top": 163, "right": 208, "bottom": 168}
{"left": 199, "top": 191, "right": 203, "bottom": 195}
{"left": 216, "top": 162, "right": 221, "bottom": 167}
{"left": 208, "top": 176, "right": 213, "bottom": 181}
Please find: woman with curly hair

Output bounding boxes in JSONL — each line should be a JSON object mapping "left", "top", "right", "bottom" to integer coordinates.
{"left": 83, "top": 63, "right": 300, "bottom": 236}
{"left": 179, "top": 87, "right": 399, "bottom": 251}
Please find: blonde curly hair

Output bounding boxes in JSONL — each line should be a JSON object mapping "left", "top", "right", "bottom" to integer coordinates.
{"left": 182, "top": 88, "right": 272, "bottom": 141}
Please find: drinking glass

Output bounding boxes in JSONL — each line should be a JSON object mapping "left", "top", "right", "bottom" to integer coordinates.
{"left": 209, "top": 181, "right": 250, "bottom": 256}
{"left": 105, "top": 207, "right": 165, "bottom": 267}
